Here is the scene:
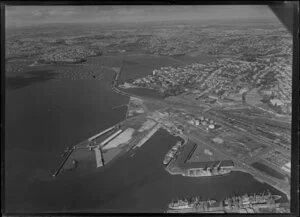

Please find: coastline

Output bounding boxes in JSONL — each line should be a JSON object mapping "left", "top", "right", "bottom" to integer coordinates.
{"left": 96, "top": 57, "right": 291, "bottom": 203}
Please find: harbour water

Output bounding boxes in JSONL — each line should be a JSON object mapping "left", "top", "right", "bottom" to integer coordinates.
{"left": 5, "top": 64, "right": 288, "bottom": 213}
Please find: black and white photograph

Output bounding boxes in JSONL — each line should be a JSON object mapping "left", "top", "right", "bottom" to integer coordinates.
{"left": 3, "top": 3, "right": 297, "bottom": 214}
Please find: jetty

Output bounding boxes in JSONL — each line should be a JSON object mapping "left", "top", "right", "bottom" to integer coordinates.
{"left": 53, "top": 147, "right": 75, "bottom": 177}
{"left": 94, "top": 146, "right": 104, "bottom": 168}
{"left": 88, "top": 126, "right": 115, "bottom": 142}
{"left": 100, "top": 129, "right": 123, "bottom": 147}
{"left": 133, "top": 124, "right": 160, "bottom": 149}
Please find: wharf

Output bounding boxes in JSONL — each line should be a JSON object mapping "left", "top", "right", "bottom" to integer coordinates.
{"left": 54, "top": 125, "right": 118, "bottom": 176}
{"left": 167, "top": 206, "right": 225, "bottom": 213}
{"left": 88, "top": 126, "right": 115, "bottom": 142}
{"left": 94, "top": 147, "right": 104, "bottom": 168}
{"left": 167, "top": 204, "right": 279, "bottom": 213}
{"left": 133, "top": 124, "right": 161, "bottom": 149}
{"left": 164, "top": 141, "right": 234, "bottom": 177}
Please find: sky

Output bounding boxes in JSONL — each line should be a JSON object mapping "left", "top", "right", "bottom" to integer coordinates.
{"left": 5, "top": 5, "right": 279, "bottom": 27}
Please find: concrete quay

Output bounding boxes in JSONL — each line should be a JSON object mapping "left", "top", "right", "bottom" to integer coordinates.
{"left": 133, "top": 124, "right": 161, "bottom": 149}
{"left": 88, "top": 126, "right": 115, "bottom": 142}
{"left": 94, "top": 147, "right": 104, "bottom": 168}
{"left": 53, "top": 147, "right": 75, "bottom": 177}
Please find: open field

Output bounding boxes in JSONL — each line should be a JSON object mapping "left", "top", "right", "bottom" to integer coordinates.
{"left": 103, "top": 128, "right": 135, "bottom": 150}
{"left": 138, "top": 119, "right": 156, "bottom": 132}
{"left": 187, "top": 142, "right": 230, "bottom": 163}
{"left": 127, "top": 97, "right": 145, "bottom": 118}
{"left": 251, "top": 161, "right": 286, "bottom": 180}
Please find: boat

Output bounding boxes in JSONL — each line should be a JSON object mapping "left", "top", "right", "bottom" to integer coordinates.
{"left": 167, "top": 191, "right": 282, "bottom": 213}
{"left": 184, "top": 166, "right": 231, "bottom": 177}
{"left": 224, "top": 191, "right": 281, "bottom": 205}
{"left": 163, "top": 141, "right": 182, "bottom": 165}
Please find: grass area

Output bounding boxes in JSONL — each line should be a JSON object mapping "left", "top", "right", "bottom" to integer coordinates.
{"left": 234, "top": 136, "right": 265, "bottom": 152}
{"left": 251, "top": 162, "right": 285, "bottom": 180}
{"left": 187, "top": 142, "right": 229, "bottom": 163}
{"left": 245, "top": 88, "right": 263, "bottom": 106}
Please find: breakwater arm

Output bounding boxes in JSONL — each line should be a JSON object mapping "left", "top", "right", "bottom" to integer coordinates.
{"left": 88, "top": 126, "right": 115, "bottom": 142}
{"left": 53, "top": 147, "right": 74, "bottom": 177}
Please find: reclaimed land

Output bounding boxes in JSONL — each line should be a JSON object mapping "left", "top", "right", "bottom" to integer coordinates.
{"left": 56, "top": 113, "right": 162, "bottom": 176}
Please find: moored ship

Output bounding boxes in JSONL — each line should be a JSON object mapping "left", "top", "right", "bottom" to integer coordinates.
{"left": 168, "top": 197, "right": 217, "bottom": 209}
{"left": 184, "top": 168, "right": 231, "bottom": 177}
{"left": 163, "top": 141, "right": 183, "bottom": 165}
{"left": 183, "top": 160, "right": 232, "bottom": 177}
{"left": 224, "top": 190, "right": 281, "bottom": 206}
{"left": 167, "top": 190, "right": 283, "bottom": 213}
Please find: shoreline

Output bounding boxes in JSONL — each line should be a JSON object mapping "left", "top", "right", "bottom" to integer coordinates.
{"left": 54, "top": 54, "right": 290, "bottom": 204}
{"left": 111, "top": 63, "right": 291, "bottom": 203}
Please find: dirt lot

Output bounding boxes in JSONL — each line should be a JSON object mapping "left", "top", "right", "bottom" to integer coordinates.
{"left": 186, "top": 141, "right": 229, "bottom": 163}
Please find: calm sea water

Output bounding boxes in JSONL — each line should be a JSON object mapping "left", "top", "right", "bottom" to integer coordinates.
{"left": 5, "top": 66, "right": 287, "bottom": 213}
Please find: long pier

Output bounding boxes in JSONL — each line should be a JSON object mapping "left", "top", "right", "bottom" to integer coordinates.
{"left": 88, "top": 126, "right": 115, "bottom": 142}
{"left": 53, "top": 147, "right": 75, "bottom": 177}
{"left": 100, "top": 129, "right": 123, "bottom": 147}
{"left": 110, "top": 55, "right": 144, "bottom": 100}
